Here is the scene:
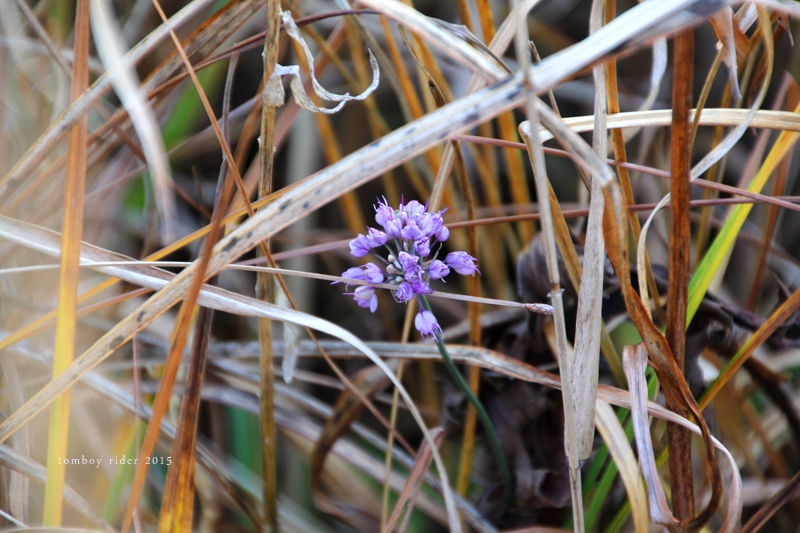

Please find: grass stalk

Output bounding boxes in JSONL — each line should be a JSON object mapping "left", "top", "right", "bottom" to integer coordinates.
{"left": 257, "top": 1, "right": 282, "bottom": 531}
{"left": 42, "top": 0, "right": 89, "bottom": 524}
{"left": 666, "top": 27, "right": 696, "bottom": 523}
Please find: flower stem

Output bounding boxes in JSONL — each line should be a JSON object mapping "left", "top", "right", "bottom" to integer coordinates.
{"left": 418, "top": 295, "right": 514, "bottom": 505}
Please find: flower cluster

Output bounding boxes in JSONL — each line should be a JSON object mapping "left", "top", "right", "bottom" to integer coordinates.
{"left": 338, "top": 198, "right": 479, "bottom": 339}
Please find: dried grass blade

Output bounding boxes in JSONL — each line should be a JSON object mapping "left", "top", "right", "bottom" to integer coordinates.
{"left": 708, "top": 7, "right": 742, "bottom": 99}
{"left": 42, "top": 0, "right": 90, "bottom": 524}
{"left": 90, "top": 0, "right": 176, "bottom": 243}
{"left": 623, "top": 345, "right": 743, "bottom": 532}
{"left": 518, "top": 9, "right": 582, "bottom": 523}
{"left": 258, "top": 1, "right": 281, "bottom": 531}
{"left": 533, "top": 108, "right": 800, "bottom": 142}
{"left": 356, "top": 0, "right": 505, "bottom": 80}
{"left": 383, "top": 428, "right": 445, "bottom": 533}
{"left": 665, "top": 26, "right": 695, "bottom": 522}
{"left": 560, "top": 0, "right": 607, "bottom": 468}
{"left": 157, "top": 306, "right": 213, "bottom": 532}
{"left": 624, "top": 344, "right": 681, "bottom": 531}
{"left": 593, "top": 401, "right": 649, "bottom": 533}
{"left": 0, "top": 357, "right": 28, "bottom": 524}
{"left": 601, "top": 163, "right": 723, "bottom": 530}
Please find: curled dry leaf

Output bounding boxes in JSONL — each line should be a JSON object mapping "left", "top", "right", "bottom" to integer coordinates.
{"left": 268, "top": 11, "right": 379, "bottom": 115}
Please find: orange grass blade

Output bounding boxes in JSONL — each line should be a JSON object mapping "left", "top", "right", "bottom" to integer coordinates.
{"left": 42, "top": 0, "right": 90, "bottom": 524}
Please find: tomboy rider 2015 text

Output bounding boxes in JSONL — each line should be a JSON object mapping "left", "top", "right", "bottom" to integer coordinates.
{"left": 58, "top": 455, "right": 172, "bottom": 467}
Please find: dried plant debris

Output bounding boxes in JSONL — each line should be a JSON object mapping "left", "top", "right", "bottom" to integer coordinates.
{"left": 268, "top": 11, "right": 379, "bottom": 114}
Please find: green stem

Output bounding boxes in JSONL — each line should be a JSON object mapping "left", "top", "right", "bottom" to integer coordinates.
{"left": 418, "top": 295, "right": 514, "bottom": 505}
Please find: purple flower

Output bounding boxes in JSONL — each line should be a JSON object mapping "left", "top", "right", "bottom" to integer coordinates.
{"left": 414, "top": 238, "right": 431, "bottom": 257}
{"left": 446, "top": 251, "right": 480, "bottom": 276}
{"left": 341, "top": 198, "right": 471, "bottom": 328}
{"left": 362, "top": 263, "right": 384, "bottom": 284}
{"left": 415, "top": 310, "right": 442, "bottom": 339}
{"left": 395, "top": 281, "right": 413, "bottom": 302}
{"left": 366, "top": 227, "right": 388, "bottom": 247}
{"left": 401, "top": 199, "right": 426, "bottom": 219}
{"left": 353, "top": 285, "right": 378, "bottom": 313}
{"left": 384, "top": 216, "right": 403, "bottom": 239}
{"left": 404, "top": 264, "right": 423, "bottom": 284}
{"left": 374, "top": 197, "right": 394, "bottom": 226}
{"left": 418, "top": 212, "right": 443, "bottom": 238}
{"left": 435, "top": 225, "right": 449, "bottom": 242}
{"left": 400, "top": 219, "right": 425, "bottom": 242}
{"left": 398, "top": 251, "right": 418, "bottom": 272}
{"left": 428, "top": 259, "right": 450, "bottom": 280}
{"left": 412, "top": 277, "right": 432, "bottom": 295}
{"left": 349, "top": 234, "right": 372, "bottom": 257}
{"left": 334, "top": 266, "right": 365, "bottom": 286}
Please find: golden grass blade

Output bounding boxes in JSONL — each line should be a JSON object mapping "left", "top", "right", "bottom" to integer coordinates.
{"left": 593, "top": 401, "right": 649, "bottom": 533}
{"left": 42, "top": 0, "right": 89, "bottom": 524}
{"left": 450, "top": 126, "right": 483, "bottom": 500}
{"left": 603, "top": 0, "right": 666, "bottom": 328}
{"left": 90, "top": 0, "right": 176, "bottom": 244}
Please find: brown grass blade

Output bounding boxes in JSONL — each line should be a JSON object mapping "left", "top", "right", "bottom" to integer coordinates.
{"left": 665, "top": 26, "right": 696, "bottom": 523}
{"left": 157, "top": 305, "right": 213, "bottom": 532}
{"left": 42, "top": 0, "right": 89, "bottom": 524}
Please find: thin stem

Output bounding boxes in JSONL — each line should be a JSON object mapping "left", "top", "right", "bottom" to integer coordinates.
{"left": 418, "top": 294, "right": 514, "bottom": 505}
